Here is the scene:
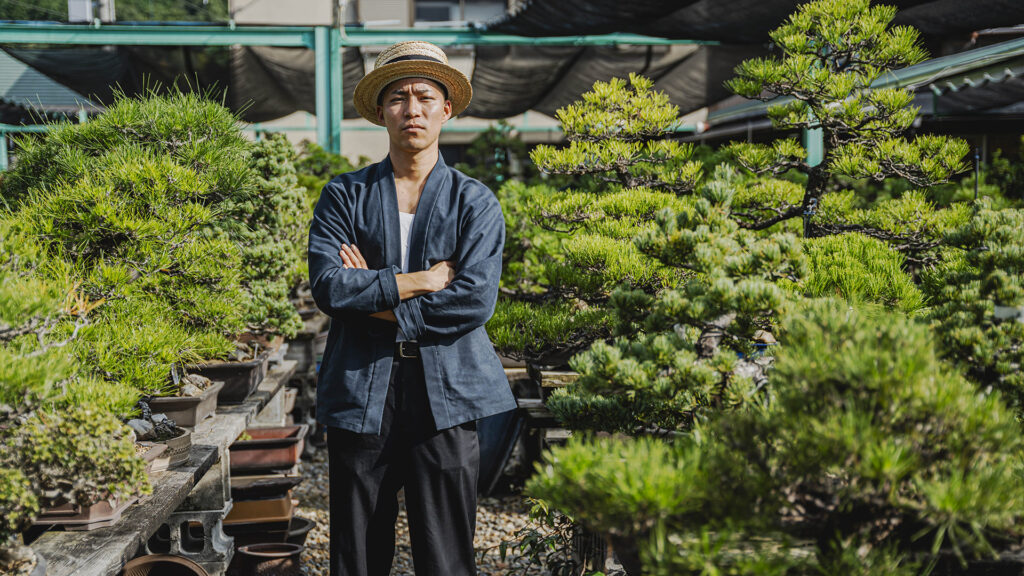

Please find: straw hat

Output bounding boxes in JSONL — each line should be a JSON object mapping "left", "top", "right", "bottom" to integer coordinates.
{"left": 353, "top": 41, "right": 472, "bottom": 126}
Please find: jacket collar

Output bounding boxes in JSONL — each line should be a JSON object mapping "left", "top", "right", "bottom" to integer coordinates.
{"left": 376, "top": 152, "right": 450, "bottom": 272}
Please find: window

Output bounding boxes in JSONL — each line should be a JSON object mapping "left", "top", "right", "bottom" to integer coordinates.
{"left": 415, "top": 1, "right": 457, "bottom": 22}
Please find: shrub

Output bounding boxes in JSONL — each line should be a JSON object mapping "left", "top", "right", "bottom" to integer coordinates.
{"left": 804, "top": 232, "right": 924, "bottom": 315}
{"left": 925, "top": 204, "right": 1024, "bottom": 409}
{"left": 530, "top": 300, "right": 1024, "bottom": 574}
{"left": 724, "top": 0, "right": 969, "bottom": 263}
{"left": 1, "top": 405, "right": 150, "bottom": 510}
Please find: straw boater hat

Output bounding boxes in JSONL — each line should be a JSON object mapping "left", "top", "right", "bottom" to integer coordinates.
{"left": 353, "top": 41, "right": 472, "bottom": 126}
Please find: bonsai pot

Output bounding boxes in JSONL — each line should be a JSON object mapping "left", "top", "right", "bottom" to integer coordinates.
{"left": 34, "top": 495, "right": 139, "bottom": 531}
{"left": 228, "top": 543, "right": 303, "bottom": 576}
{"left": 223, "top": 492, "right": 295, "bottom": 547}
{"left": 187, "top": 350, "right": 270, "bottom": 405}
{"left": 286, "top": 516, "right": 316, "bottom": 547}
{"left": 222, "top": 519, "right": 291, "bottom": 548}
{"left": 154, "top": 426, "right": 192, "bottom": 468}
{"left": 230, "top": 474, "right": 303, "bottom": 501}
{"left": 229, "top": 425, "right": 308, "bottom": 474}
{"left": 224, "top": 493, "right": 295, "bottom": 525}
{"left": 147, "top": 380, "right": 224, "bottom": 429}
{"left": 122, "top": 553, "right": 209, "bottom": 576}
{"left": 138, "top": 442, "right": 169, "bottom": 475}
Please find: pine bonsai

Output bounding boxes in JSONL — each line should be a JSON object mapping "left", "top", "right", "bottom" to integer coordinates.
{"left": 924, "top": 204, "right": 1024, "bottom": 409}
{"left": 454, "top": 119, "right": 541, "bottom": 191}
{"left": 549, "top": 177, "right": 805, "bottom": 433}
{"left": 0, "top": 224, "right": 149, "bottom": 562}
{"left": 530, "top": 301, "right": 1024, "bottom": 574}
{"left": 0, "top": 91, "right": 309, "bottom": 395}
{"left": 216, "top": 133, "right": 307, "bottom": 337}
{"left": 488, "top": 74, "right": 702, "bottom": 365}
{"left": 724, "top": 0, "right": 970, "bottom": 264}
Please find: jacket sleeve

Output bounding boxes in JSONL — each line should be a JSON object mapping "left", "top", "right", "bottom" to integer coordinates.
{"left": 392, "top": 192, "right": 505, "bottom": 340}
{"left": 308, "top": 179, "right": 401, "bottom": 316}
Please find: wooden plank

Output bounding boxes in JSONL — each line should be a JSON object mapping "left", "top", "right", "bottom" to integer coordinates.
{"left": 31, "top": 360, "right": 298, "bottom": 576}
{"left": 31, "top": 445, "right": 218, "bottom": 576}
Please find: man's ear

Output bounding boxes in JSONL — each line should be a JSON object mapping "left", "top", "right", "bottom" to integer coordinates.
{"left": 443, "top": 100, "right": 452, "bottom": 122}
{"left": 376, "top": 106, "right": 384, "bottom": 123}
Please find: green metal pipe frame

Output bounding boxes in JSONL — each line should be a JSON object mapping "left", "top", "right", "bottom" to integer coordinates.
{"left": 0, "top": 23, "right": 710, "bottom": 156}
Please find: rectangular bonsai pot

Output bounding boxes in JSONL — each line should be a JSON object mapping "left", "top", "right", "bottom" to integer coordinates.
{"left": 224, "top": 492, "right": 295, "bottom": 525}
{"left": 33, "top": 496, "right": 139, "bottom": 531}
{"left": 229, "top": 425, "right": 309, "bottom": 474}
{"left": 187, "top": 350, "right": 270, "bottom": 405}
{"left": 231, "top": 474, "right": 303, "bottom": 501}
{"left": 147, "top": 380, "right": 224, "bottom": 428}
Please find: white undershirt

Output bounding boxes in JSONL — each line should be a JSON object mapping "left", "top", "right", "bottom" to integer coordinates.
{"left": 396, "top": 211, "right": 415, "bottom": 342}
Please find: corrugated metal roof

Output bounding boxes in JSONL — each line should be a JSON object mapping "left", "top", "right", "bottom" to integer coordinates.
{"left": 0, "top": 49, "right": 101, "bottom": 114}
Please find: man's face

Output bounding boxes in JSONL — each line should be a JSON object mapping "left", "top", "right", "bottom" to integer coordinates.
{"left": 377, "top": 78, "right": 452, "bottom": 153}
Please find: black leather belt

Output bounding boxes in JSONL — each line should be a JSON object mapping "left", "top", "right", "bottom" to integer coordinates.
{"left": 395, "top": 341, "right": 419, "bottom": 359}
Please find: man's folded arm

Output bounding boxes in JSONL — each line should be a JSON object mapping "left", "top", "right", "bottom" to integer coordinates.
{"left": 308, "top": 183, "right": 401, "bottom": 315}
{"left": 393, "top": 197, "right": 505, "bottom": 340}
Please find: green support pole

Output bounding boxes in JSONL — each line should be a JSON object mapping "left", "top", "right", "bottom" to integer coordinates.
{"left": 803, "top": 126, "right": 823, "bottom": 167}
{"left": 0, "top": 131, "right": 8, "bottom": 172}
{"left": 330, "top": 26, "right": 343, "bottom": 154}
{"left": 315, "top": 26, "right": 331, "bottom": 151}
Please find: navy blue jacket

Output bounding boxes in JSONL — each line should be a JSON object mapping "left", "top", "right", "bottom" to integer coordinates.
{"left": 308, "top": 154, "right": 516, "bottom": 434}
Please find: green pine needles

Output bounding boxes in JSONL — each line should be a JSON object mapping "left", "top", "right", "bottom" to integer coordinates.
{"left": 1, "top": 90, "right": 308, "bottom": 396}
{"left": 724, "top": 0, "right": 969, "bottom": 260}
{"left": 552, "top": 179, "right": 805, "bottom": 433}
{"left": 925, "top": 204, "right": 1024, "bottom": 408}
{"left": 489, "top": 75, "right": 701, "bottom": 364}
{"left": 530, "top": 301, "right": 1024, "bottom": 574}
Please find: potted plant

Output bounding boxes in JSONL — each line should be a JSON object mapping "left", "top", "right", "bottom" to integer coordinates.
{"left": 0, "top": 468, "right": 43, "bottom": 576}
{"left": 3, "top": 406, "right": 150, "bottom": 531}
{"left": 147, "top": 372, "right": 224, "bottom": 429}
{"left": 925, "top": 205, "right": 1024, "bottom": 411}
{"left": 1, "top": 92, "right": 309, "bottom": 413}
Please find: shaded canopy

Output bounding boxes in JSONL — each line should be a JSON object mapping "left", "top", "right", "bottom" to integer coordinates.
{"left": 1, "top": 45, "right": 363, "bottom": 123}
{"left": 487, "top": 0, "right": 1024, "bottom": 43}
{"left": 471, "top": 0, "right": 1024, "bottom": 119}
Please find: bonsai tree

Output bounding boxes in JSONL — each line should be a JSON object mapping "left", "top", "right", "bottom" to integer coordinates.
{"left": 454, "top": 119, "right": 542, "bottom": 191}
{"left": 0, "top": 91, "right": 309, "bottom": 396}
{"left": 488, "top": 74, "right": 703, "bottom": 365}
{"left": 215, "top": 133, "right": 307, "bottom": 337}
{"left": 529, "top": 300, "right": 1024, "bottom": 574}
{"left": 924, "top": 204, "right": 1024, "bottom": 410}
{"left": 0, "top": 468, "right": 38, "bottom": 574}
{"left": 2, "top": 90, "right": 305, "bottom": 340}
{"left": 724, "top": 0, "right": 970, "bottom": 264}
{"left": 0, "top": 225, "right": 148, "bottom": 571}
{"left": 549, "top": 177, "right": 805, "bottom": 433}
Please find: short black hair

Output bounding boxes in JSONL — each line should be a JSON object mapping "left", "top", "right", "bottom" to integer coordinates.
{"left": 377, "top": 78, "right": 449, "bottom": 106}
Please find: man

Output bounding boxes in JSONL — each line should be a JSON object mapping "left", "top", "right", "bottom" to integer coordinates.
{"left": 307, "top": 41, "right": 516, "bottom": 576}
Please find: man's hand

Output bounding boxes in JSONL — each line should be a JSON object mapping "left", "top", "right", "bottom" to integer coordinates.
{"left": 340, "top": 243, "right": 455, "bottom": 305}
{"left": 340, "top": 244, "right": 368, "bottom": 270}
{"left": 422, "top": 259, "right": 456, "bottom": 292}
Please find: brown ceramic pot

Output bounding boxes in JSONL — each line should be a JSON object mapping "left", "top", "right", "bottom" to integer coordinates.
{"left": 147, "top": 380, "right": 224, "bottom": 428}
{"left": 229, "top": 543, "right": 303, "bottom": 576}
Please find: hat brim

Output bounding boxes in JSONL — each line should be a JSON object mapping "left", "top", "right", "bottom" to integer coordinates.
{"left": 353, "top": 60, "right": 472, "bottom": 126}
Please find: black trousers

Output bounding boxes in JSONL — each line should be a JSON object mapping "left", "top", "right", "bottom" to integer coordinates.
{"left": 328, "top": 356, "right": 480, "bottom": 576}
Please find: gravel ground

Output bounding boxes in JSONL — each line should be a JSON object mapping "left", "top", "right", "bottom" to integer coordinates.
{"left": 292, "top": 446, "right": 543, "bottom": 576}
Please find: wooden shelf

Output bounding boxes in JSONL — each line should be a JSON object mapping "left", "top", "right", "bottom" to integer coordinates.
{"left": 30, "top": 360, "right": 298, "bottom": 576}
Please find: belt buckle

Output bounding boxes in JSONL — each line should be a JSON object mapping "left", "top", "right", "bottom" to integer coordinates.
{"left": 398, "top": 342, "right": 416, "bottom": 359}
